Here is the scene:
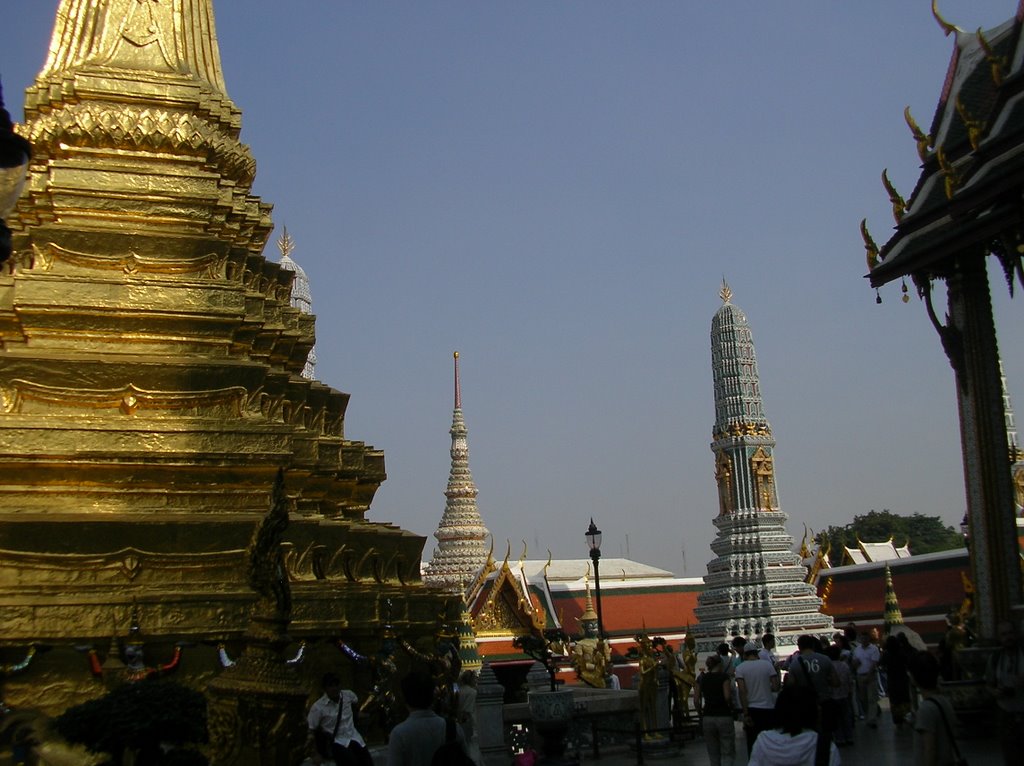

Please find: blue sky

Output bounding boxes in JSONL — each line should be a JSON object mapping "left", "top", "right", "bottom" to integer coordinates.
{"left": 3, "top": 1, "right": 1020, "bottom": 574}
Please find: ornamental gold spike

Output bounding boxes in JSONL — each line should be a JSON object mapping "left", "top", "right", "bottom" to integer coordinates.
{"left": 881, "top": 169, "right": 907, "bottom": 222}
{"left": 977, "top": 28, "right": 1007, "bottom": 87}
{"left": 904, "top": 107, "right": 932, "bottom": 162}
{"left": 931, "top": 0, "right": 963, "bottom": 37}
{"left": 861, "top": 219, "right": 880, "bottom": 271}
{"left": 277, "top": 226, "right": 295, "bottom": 259}
{"left": 936, "top": 146, "right": 961, "bottom": 198}
{"left": 955, "top": 96, "right": 985, "bottom": 151}
{"left": 719, "top": 279, "right": 732, "bottom": 304}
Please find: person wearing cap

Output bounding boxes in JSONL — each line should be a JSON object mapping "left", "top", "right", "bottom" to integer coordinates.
{"left": 734, "top": 640, "right": 780, "bottom": 756}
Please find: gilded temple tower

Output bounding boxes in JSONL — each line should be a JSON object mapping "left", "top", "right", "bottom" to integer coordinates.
{"left": 0, "top": 0, "right": 444, "bottom": 715}
{"left": 692, "top": 283, "right": 832, "bottom": 651}
{"left": 423, "top": 352, "right": 491, "bottom": 592}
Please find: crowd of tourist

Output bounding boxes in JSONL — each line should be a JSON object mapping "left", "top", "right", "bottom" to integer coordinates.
{"left": 693, "top": 621, "right": 1024, "bottom": 766}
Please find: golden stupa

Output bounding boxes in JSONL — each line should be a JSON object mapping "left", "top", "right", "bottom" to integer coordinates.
{"left": 1, "top": 0, "right": 445, "bottom": 715}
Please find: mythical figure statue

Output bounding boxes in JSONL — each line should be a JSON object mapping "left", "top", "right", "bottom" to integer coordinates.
{"left": 635, "top": 633, "right": 659, "bottom": 735}
{"left": 571, "top": 581, "right": 610, "bottom": 688}
{"left": 572, "top": 619, "right": 610, "bottom": 689}
{"left": 665, "top": 634, "right": 697, "bottom": 724}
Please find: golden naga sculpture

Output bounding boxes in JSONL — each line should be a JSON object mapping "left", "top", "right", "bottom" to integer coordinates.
{"left": 881, "top": 169, "right": 907, "bottom": 223}
{"left": 1, "top": 0, "right": 446, "bottom": 717}
{"left": 977, "top": 29, "right": 1008, "bottom": 87}
{"left": 860, "top": 219, "right": 880, "bottom": 272}
{"left": 904, "top": 107, "right": 932, "bottom": 163}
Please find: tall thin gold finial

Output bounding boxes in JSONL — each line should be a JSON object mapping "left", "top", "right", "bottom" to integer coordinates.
{"left": 931, "top": 0, "right": 963, "bottom": 37}
{"left": 453, "top": 351, "right": 461, "bottom": 410}
{"left": 719, "top": 279, "right": 732, "bottom": 304}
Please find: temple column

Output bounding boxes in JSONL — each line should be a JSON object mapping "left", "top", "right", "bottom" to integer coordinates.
{"left": 940, "top": 257, "right": 1022, "bottom": 639}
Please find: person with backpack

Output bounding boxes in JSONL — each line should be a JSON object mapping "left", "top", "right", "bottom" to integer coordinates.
{"left": 784, "top": 635, "right": 840, "bottom": 766}
{"left": 387, "top": 671, "right": 470, "bottom": 766}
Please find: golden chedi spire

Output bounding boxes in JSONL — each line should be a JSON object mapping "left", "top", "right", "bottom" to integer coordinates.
{"left": 14, "top": 0, "right": 261, "bottom": 257}
{"left": 0, "top": 2, "right": 445, "bottom": 716}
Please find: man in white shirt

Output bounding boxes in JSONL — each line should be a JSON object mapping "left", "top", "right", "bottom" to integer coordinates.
{"left": 735, "top": 642, "right": 780, "bottom": 756}
{"left": 307, "top": 672, "right": 372, "bottom": 766}
{"left": 851, "top": 631, "right": 881, "bottom": 728}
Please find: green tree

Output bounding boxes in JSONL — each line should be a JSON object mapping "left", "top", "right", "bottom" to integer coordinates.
{"left": 819, "top": 509, "right": 964, "bottom": 560}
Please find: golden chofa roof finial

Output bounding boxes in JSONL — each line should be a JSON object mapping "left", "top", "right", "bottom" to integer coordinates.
{"left": 860, "top": 219, "right": 880, "bottom": 271}
{"left": 719, "top": 279, "right": 732, "bottom": 304}
{"left": 881, "top": 169, "right": 907, "bottom": 223}
{"left": 931, "top": 0, "right": 964, "bottom": 37}
{"left": 904, "top": 107, "right": 933, "bottom": 163}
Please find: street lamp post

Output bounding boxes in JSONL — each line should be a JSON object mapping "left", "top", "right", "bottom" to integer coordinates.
{"left": 585, "top": 518, "right": 605, "bottom": 638}
{"left": 0, "top": 77, "right": 32, "bottom": 264}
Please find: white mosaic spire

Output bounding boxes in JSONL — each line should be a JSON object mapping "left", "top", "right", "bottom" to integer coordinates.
{"left": 692, "top": 282, "right": 833, "bottom": 652}
{"left": 276, "top": 228, "right": 317, "bottom": 379}
{"left": 423, "top": 352, "right": 491, "bottom": 592}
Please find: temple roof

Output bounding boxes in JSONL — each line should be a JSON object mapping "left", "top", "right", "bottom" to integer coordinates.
{"left": 868, "top": 4, "right": 1024, "bottom": 286}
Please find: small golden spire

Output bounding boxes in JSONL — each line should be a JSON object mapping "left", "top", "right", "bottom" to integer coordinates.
{"left": 904, "top": 107, "right": 932, "bottom": 163}
{"left": 931, "top": 0, "right": 963, "bottom": 37}
{"left": 860, "top": 219, "right": 880, "bottom": 271}
{"left": 881, "top": 169, "right": 907, "bottom": 223}
{"left": 719, "top": 279, "right": 732, "bottom": 304}
{"left": 955, "top": 96, "right": 986, "bottom": 151}
{"left": 276, "top": 226, "right": 295, "bottom": 259}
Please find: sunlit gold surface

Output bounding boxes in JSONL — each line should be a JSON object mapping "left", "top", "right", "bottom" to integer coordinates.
{"left": 1, "top": 0, "right": 445, "bottom": 716}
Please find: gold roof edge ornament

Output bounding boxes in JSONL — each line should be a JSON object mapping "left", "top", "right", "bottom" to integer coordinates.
{"left": 861, "top": 219, "right": 880, "bottom": 272}
{"left": 931, "top": 0, "right": 964, "bottom": 38}
{"left": 955, "top": 96, "right": 986, "bottom": 151}
{"left": 936, "top": 146, "right": 961, "bottom": 199}
{"left": 904, "top": 106, "right": 933, "bottom": 163}
{"left": 881, "top": 169, "right": 907, "bottom": 223}
{"left": 977, "top": 28, "right": 1008, "bottom": 87}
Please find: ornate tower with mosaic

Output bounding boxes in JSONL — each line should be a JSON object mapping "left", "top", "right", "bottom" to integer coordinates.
{"left": 692, "top": 282, "right": 832, "bottom": 651}
{"left": 423, "top": 352, "right": 491, "bottom": 593}
{"left": 0, "top": 0, "right": 446, "bottom": 715}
